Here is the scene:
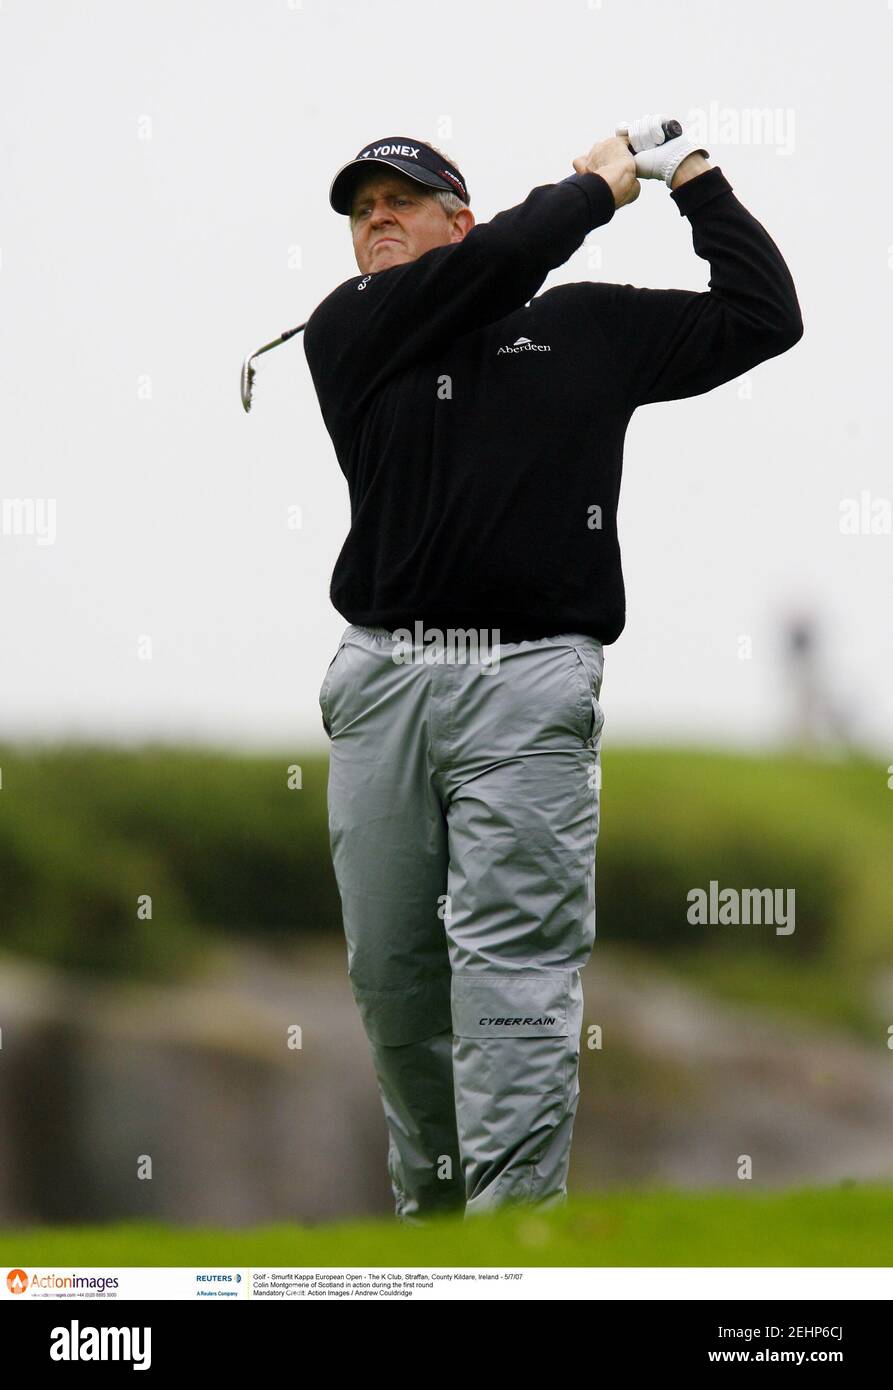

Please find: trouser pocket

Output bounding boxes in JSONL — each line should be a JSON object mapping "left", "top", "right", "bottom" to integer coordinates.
{"left": 319, "top": 640, "right": 349, "bottom": 737}
{"left": 451, "top": 970, "right": 574, "bottom": 1038}
{"left": 569, "top": 640, "right": 605, "bottom": 745}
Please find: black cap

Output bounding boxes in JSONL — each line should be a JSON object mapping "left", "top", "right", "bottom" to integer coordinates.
{"left": 329, "top": 136, "right": 470, "bottom": 216}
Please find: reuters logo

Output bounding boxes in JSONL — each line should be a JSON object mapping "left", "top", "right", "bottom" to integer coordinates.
{"left": 7, "top": 1269, "right": 28, "bottom": 1294}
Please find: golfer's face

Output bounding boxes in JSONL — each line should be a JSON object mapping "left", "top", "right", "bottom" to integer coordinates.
{"left": 350, "top": 174, "right": 455, "bottom": 274}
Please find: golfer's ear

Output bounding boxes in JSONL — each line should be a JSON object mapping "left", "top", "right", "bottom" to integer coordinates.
{"left": 452, "top": 207, "right": 475, "bottom": 241}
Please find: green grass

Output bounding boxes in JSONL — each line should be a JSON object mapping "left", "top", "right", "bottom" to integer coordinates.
{"left": 3, "top": 1186, "right": 892, "bottom": 1267}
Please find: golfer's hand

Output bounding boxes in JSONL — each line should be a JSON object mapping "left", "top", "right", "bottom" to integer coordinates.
{"left": 573, "top": 137, "right": 640, "bottom": 209}
{"left": 616, "top": 114, "right": 711, "bottom": 188}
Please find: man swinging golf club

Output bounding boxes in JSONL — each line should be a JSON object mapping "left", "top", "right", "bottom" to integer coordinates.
{"left": 300, "top": 115, "right": 803, "bottom": 1222}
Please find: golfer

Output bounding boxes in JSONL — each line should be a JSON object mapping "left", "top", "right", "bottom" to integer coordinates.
{"left": 302, "top": 118, "right": 803, "bottom": 1222}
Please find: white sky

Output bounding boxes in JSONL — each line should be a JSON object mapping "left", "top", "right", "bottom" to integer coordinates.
{"left": 1, "top": 0, "right": 890, "bottom": 753}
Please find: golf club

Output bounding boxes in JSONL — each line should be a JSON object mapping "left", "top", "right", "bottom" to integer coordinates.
{"left": 240, "top": 324, "right": 306, "bottom": 412}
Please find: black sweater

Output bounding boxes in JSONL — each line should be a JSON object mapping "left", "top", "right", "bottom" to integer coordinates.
{"left": 302, "top": 166, "right": 803, "bottom": 645}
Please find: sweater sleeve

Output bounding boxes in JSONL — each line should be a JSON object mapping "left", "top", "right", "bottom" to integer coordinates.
{"left": 303, "top": 172, "right": 616, "bottom": 441}
{"left": 585, "top": 166, "right": 804, "bottom": 409}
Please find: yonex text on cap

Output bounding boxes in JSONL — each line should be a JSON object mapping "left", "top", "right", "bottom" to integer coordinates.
{"left": 329, "top": 136, "right": 470, "bottom": 215}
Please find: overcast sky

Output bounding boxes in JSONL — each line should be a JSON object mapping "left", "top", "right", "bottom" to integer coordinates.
{"left": 1, "top": 0, "right": 889, "bottom": 755}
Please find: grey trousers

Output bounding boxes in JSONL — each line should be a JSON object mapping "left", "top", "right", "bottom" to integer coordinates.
{"left": 318, "top": 623, "right": 605, "bottom": 1221}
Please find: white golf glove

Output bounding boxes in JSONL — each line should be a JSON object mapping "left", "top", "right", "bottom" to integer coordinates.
{"left": 615, "top": 113, "right": 709, "bottom": 186}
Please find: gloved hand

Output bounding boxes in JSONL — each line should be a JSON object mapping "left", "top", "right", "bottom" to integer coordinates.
{"left": 615, "top": 113, "right": 709, "bottom": 187}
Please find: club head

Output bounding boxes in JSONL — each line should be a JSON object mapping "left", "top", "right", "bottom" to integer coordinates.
{"left": 240, "top": 324, "right": 305, "bottom": 414}
{"left": 240, "top": 356, "right": 255, "bottom": 413}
